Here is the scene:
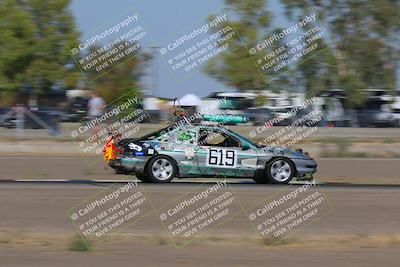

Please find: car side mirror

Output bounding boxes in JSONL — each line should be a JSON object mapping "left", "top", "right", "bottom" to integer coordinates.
{"left": 242, "top": 143, "right": 250, "bottom": 151}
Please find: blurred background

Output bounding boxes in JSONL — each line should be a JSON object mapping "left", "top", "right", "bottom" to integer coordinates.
{"left": 0, "top": 0, "right": 399, "bottom": 160}
{"left": 0, "top": 0, "right": 399, "bottom": 130}
{"left": 0, "top": 1, "right": 400, "bottom": 266}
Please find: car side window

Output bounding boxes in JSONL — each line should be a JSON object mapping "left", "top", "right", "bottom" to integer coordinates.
{"left": 154, "top": 126, "right": 198, "bottom": 145}
{"left": 155, "top": 126, "right": 181, "bottom": 142}
{"left": 198, "top": 129, "right": 241, "bottom": 147}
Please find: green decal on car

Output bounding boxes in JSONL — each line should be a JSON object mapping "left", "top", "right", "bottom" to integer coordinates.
{"left": 178, "top": 132, "right": 192, "bottom": 142}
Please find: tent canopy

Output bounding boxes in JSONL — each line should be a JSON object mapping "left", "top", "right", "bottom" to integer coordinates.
{"left": 170, "top": 94, "right": 202, "bottom": 106}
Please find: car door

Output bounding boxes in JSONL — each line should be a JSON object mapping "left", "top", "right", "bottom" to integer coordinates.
{"left": 196, "top": 127, "right": 258, "bottom": 177}
{"left": 158, "top": 125, "right": 202, "bottom": 177}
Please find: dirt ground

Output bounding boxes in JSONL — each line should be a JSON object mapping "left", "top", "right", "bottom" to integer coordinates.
{"left": 1, "top": 125, "right": 400, "bottom": 158}
{"left": 2, "top": 239, "right": 399, "bottom": 267}
{"left": 1, "top": 125, "right": 399, "bottom": 266}
{"left": 0, "top": 184, "right": 399, "bottom": 267}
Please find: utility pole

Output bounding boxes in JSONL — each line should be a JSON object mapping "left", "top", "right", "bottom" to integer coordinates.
{"left": 149, "top": 46, "right": 159, "bottom": 97}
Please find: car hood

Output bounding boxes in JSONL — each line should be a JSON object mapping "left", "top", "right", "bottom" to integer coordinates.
{"left": 257, "top": 145, "right": 310, "bottom": 159}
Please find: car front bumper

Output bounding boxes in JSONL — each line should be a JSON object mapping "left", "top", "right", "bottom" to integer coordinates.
{"left": 292, "top": 158, "right": 317, "bottom": 179}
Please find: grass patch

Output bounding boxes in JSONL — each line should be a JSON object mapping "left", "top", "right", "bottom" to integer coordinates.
{"left": 320, "top": 140, "right": 371, "bottom": 158}
{"left": 68, "top": 235, "right": 92, "bottom": 252}
{"left": 155, "top": 236, "right": 170, "bottom": 246}
{"left": 320, "top": 151, "right": 371, "bottom": 158}
{"left": 383, "top": 138, "right": 396, "bottom": 144}
{"left": 208, "top": 235, "right": 226, "bottom": 242}
{"left": 387, "top": 236, "right": 400, "bottom": 247}
{"left": 261, "top": 236, "right": 290, "bottom": 246}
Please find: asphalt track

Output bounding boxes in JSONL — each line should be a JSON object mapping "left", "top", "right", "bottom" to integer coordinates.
{"left": 0, "top": 182, "right": 400, "bottom": 267}
{"left": 1, "top": 156, "right": 400, "bottom": 185}
{"left": 1, "top": 156, "right": 400, "bottom": 266}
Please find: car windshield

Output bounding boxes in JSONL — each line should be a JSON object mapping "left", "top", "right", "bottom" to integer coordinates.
{"left": 226, "top": 128, "right": 259, "bottom": 147}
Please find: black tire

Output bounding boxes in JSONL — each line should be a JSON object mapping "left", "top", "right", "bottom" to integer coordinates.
{"left": 135, "top": 173, "right": 150, "bottom": 183}
{"left": 266, "top": 158, "right": 295, "bottom": 184}
{"left": 252, "top": 169, "right": 269, "bottom": 184}
{"left": 115, "top": 169, "right": 126, "bottom": 174}
{"left": 146, "top": 155, "right": 176, "bottom": 183}
{"left": 253, "top": 176, "right": 269, "bottom": 184}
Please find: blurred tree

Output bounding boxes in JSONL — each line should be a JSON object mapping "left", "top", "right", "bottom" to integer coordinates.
{"left": 254, "top": 94, "right": 268, "bottom": 106}
{"left": 82, "top": 44, "right": 151, "bottom": 103}
{"left": 281, "top": 0, "right": 400, "bottom": 107}
{"left": 0, "top": 0, "right": 79, "bottom": 104}
{"left": 203, "top": 0, "right": 273, "bottom": 92}
{"left": 204, "top": 0, "right": 399, "bottom": 108}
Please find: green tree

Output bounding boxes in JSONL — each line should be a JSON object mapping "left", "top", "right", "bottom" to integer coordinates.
{"left": 0, "top": 0, "right": 79, "bottom": 104}
{"left": 204, "top": 0, "right": 399, "bottom": 108}
{"left": 82, "top": 43, "right": 151, "bottom": 103}
{"left": 203, "top": 0, "right": 273, "bottom": 92}
{"left": 281, "top": 0, "right": 400, "bottom": 107}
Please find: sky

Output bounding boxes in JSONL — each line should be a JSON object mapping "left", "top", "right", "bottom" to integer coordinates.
{"left": 69, "top": 0, "right": 286, "bottom": 99}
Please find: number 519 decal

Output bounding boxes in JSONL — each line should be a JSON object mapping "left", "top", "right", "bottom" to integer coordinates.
{"left": 206, "top": 148, "right": 237, "bottom": 168}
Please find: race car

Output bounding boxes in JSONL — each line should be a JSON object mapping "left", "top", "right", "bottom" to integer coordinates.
{"left": 108, "top": 123, "right": 317, "bottom": 184}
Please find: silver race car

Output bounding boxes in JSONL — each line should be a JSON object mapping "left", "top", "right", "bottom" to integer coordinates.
{"left": 109, "top": 123, "right": 317, "bottom": 184}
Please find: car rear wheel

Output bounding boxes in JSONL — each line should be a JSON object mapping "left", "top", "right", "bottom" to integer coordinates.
{"left": 132, "top": 171, "right": 149, "bottom": 182}
{"left": 146, "top": 156, "right": 176, "bottom": 183}
{"left": 266, "top": 158, "right": 295, "bottom": 184}
{"left": 115, "top": 169, "right": 126, "bottom": 174}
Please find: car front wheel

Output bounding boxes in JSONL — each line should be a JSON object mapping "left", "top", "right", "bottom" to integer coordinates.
{"left": 266, "top": 158, "right": 295, "bottom": 184}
